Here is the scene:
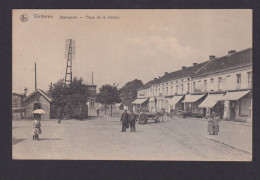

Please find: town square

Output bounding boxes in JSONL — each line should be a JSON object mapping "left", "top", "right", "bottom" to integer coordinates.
{"left": 12, "top": 10, "right": 252, "bottom": 161}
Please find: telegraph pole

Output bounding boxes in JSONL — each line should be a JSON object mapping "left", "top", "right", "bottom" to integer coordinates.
{"left": 35, "top": 62, "right": 37, "bottom": 91}
{"left": 92, "top": 71, "right": 93, "bottom": 84}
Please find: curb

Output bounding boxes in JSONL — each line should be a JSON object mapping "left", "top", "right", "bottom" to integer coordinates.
{"left": 206, "top": 136, "right": 252, "bottom": 155}
{"left": 169, "top": 117, "right": 252, "bottom": 126}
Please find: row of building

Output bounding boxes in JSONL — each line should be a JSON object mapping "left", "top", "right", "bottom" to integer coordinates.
{"left": 133, "top": 48, "right": 252, "bottom": 122}
{"left": 12, "top": 82, "right": 99, "bottom": 120}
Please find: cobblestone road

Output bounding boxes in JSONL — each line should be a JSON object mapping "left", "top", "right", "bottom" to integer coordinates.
{"left": 12, "top": 114, "right": 252, "bottom": 161}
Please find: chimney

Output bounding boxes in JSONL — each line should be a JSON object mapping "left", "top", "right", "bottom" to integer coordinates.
{"left": 24, "top": 87, "right": 28, "bottom": 97}
{"left": 165, "top": 72, "right": 168, "bottom": 75}
{"left": 209, "top": 55, "right": 215, "bottom": 61}
{"left": 228, "top": 50, "right": 236, "bottom": 55}
{"left": 182, "top": 66, "right": 186, "bottom": 70}
{"left": 193, "top": 63, "right": 198, "bottom": 66}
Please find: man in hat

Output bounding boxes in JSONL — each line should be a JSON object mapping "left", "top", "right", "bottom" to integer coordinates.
{"left": 128, "top": 111, "right": 137, "bottom": 132}
{"left": 120, "top": 109, "right": 129, "bottom": 132}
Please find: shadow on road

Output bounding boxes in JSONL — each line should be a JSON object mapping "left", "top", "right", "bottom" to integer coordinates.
{"left": 12, "top": 138, "right": 25, "bottom": 145}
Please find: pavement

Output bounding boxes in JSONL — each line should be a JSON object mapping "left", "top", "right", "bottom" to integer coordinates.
{"left": 173, "top": 116, "right": 252, "bottom": 154}
{"left": 12, "top": 112, "right": 252, "bottom": 161}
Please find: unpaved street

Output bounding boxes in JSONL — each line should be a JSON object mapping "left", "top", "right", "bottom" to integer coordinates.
{"left": 12, "top": 114, "right": 251, "bottom": 161}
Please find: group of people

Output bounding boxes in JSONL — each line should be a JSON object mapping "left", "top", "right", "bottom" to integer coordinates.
{"left": 120, "top": 110, "right": 137, "bottom": 132}
{"left": 207, "top": 111, "right": 221, "bottom": 135}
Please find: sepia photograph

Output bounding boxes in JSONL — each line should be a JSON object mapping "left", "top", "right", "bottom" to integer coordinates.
{"left": 12, "top": 9, "right": 252, "bottom": 161}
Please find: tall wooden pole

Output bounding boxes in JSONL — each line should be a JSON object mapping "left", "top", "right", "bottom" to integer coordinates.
{"left": 92, "top": 71, "right": 93, "bottom": 84}
{"left": 35, "top": 62, "right": 37, "bottom": 91}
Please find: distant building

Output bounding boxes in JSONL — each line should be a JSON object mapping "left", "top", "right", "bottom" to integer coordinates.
{"left": 85, "top": 84, "right": 99, "bottom": 116}
{"left": 24, "top": 89, "right": 52, "bottom": 120}
{"left": 12, "top": 90, "right": 27, "bottom": 119}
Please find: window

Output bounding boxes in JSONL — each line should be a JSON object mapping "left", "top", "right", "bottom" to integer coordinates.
{"left": 90, "top": 100, "right": 95, "bottom": 107}
{"left": 162, "top": 88, "right": 164, "bottom": 95}
{"left": 204, "top": 80, "right": 207, "bottom": 92}
{"left": 210, "top": 78, "right": 214, "bottom": 91}
{"left": 236, "top": 74, "right": 241, "bottom": 89}
{"left": 171, "top": 86, "right": 173, "bottom": 95}
{"left": 176, "top": 85, "right": 178, "bottom": 94}
{"left": 248, "top": 72, "right": 252, "bottom": 87}
{"left": 187, "top": 83, "right": 190, "bottom": 92}
{"left": 218, "top": 77, "right": 222, "bottom": 90}
{"left": 181, "top": 84, "right": 184, "bottom": 93}
{"left": 193, "top": 82, "right": 196, "bottom": 92}
{"left": 166, "top": 87, "right": 168, "bottom": 95}
{"left": 198, "top": 80, "right": 202, "bottom": 91}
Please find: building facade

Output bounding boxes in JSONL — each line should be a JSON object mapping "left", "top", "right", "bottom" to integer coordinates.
{"left": 24, "top": 89, "right": 52, "bottom": 120}
{"left": 135, "top": 48, "right": 252, "bottom": 122}
{"left": 12, "top": 92, "right": 26, "bottom": 119}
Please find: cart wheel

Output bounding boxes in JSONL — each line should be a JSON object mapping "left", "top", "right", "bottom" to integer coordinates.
{"left": 138, "top": 113, "right": 148, "bottom": 124}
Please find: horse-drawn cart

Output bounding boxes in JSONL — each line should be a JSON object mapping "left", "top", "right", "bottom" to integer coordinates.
{"left": 137, "top": 111, "right": 164, "bottom": 124}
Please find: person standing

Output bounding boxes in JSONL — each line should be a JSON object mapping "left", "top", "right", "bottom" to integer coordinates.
{"left": 120, "top": 109, "right": 128, "bottom": 132}
{"left": 58, "top": 107, "right": 63, "bottom": 123}
{"left": 212, "top": 112, "right": 221, "bottom": 135}
{"left": 32, "top": 114, "right": 42, "bottom": 140}
{"left": 129, "top": 111, "right": 137, "bottom": 132}
{"left": 96, "top": 108, "right": 99, "bottom": 116}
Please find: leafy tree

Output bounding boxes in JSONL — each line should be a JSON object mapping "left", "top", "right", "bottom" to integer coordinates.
{"left": 97, "top": 84, "right": 121, "bottom": 116}
{"left": 119, "top": 79, "right": 143, "bottom": 110}
{"left": 49, "top": 77, "right": 89, "bottom": 119}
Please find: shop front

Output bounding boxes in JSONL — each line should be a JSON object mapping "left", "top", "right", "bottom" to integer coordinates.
{"left": 182, "top": 94, "right": 206, "bottom": 117}
{"left": 132, "top": 98, "right": 149, "bottom": 113}
{"left": 198, "top": 93, "right": 224, "bottom": 118}
{"left": 169, "top": 95, "right": 184, "bottom": 114}
{"left": 222, "top": 90, "right": 251, "bottom": 122}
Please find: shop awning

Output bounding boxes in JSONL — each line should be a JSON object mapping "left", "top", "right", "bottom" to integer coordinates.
{"left": 222, "top": 90, "right": 250, "bottom": 101}
{"left": 132, "top": 98, "right": 148, "bottom": 105}
{"left": 198, "top": 94, "right": 224, "bottom": 108}
{"left": 182, "top": 94, "right": 205, "bottom": 103}
{"left": 170, "top": 96, "right": 183, "bottom": 106}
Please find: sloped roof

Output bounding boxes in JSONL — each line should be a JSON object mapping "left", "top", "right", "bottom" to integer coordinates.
{"left": 138, "top": 78, "right": 160, "bottom": 90}
{"left": 195, "top": 48, "right": 252, "bottom": 77}
{"left": 159, "top": 61, "right": 208, "bottom": 83}
{"left": 24, "top": 89, "right": 52, "bottom": 102}
{"left": 138, "top": 61, "right": 208, "bottom": 90}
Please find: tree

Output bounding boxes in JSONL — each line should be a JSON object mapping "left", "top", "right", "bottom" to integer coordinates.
{"left": 49, "top": 77, "right": 89, "bottom": 119}
{"left": 96, "top": 84, "right": 121, "bottom": 116}
{"left": 119, "top": 79, "right": 143, "bottom": 110}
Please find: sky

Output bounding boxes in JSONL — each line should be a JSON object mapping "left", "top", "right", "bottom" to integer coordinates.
{"left": 13, "top": 9, "right": 252, "bottom": 94}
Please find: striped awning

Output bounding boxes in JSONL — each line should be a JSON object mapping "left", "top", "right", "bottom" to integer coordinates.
{"left": 198, "top": 94, "right": 224, "bottom": 108}
{"left": 222, "top": 90, "right": 250, "bottom": 101}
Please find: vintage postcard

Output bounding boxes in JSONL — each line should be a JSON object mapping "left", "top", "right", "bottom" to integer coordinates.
{"left": 12, "top": 9, "right": 252, "bottom": 160}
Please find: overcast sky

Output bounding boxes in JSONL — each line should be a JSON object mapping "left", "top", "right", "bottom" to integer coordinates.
{"left": 13, "top": 9, "right": 252, "bottom": 94}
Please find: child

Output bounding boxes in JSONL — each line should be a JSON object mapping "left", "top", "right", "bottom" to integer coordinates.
{"left": 32, "top": 115, "right": 42, "bottom": 140}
